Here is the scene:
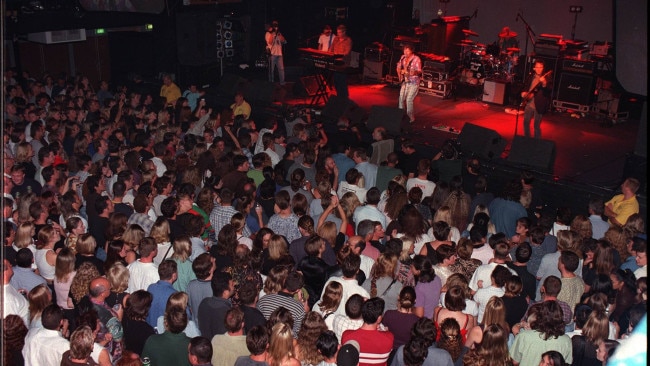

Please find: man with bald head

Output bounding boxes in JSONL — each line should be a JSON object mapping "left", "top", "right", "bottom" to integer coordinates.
{"left": 89, "top": 276, "right": 125, "bottom": 360}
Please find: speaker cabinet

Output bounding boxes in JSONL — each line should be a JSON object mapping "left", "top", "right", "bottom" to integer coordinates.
{"left": 176, "top": 12, "right": 220, "bottom": 66}
{"left": 482, "top": 80, "right": 509, "bottom": 105}
{"left": 363, "top": 60, "right": 385, "bottom": 82}
{"left": 555, "top": 72, "right": 596, "bottom": 106}
{"left": 366, "top": 106, "right": 406, "bottom": 137}
{"left": 457, "top": 123, "right": 506, "bottom": 160}
{"left": 508, "top": 136, "right": 556, "bottom": 173}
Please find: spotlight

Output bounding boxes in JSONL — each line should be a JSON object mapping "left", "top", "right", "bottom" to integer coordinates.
{"left": 215, "top": 33, "right": 222, "bottom": 40}
{"left": 223, "top": 31, "right": 232, "bottom": 40}
{"left": 569, "top": 5, "right": 583, "bottom": 13}
{"left": 217, "top": 50, "right": 225, "bottom": 58}
{"left": 216, "top": 41, "right": 223, "bottom": 49}
{"left": 224, "top": 40, "right": 233, "bottom": 48}
{"left": 226, "top": 49, "right": 234, "bottom": 57}
{"left": 223, "top": 20, "right": 232, "bottom": 30}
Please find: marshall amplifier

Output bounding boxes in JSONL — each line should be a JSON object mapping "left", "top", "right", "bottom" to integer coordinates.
{"left": 553, "top": 72, "right": 595, "bottom": 112}
{"left": 562, "top": 59, "right": 596, "bottom": 74}
{"left": 422, "top": 70, "right": 448, "bottom": 81}
{"left": 423, "top": 60, "right": 452, "bottom": 73}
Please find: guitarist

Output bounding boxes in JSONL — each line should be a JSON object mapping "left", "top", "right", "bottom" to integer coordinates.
{"left": 397, "top": 44, "right": 422, "bottom": 124}
{"left": 265, "top": 21, "right": 287, "bottom": 85}
{"left": 520, "top": 60, "right": 552, "bottom": 139}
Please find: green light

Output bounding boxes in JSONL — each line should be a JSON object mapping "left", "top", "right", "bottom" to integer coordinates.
{"left": 95, "top": 29, "right": 105, "bottom": 34}
{"left": 145, "top": 24, "right": 154, "bottom": 31}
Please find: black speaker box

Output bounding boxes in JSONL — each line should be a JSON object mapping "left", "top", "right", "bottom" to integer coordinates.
{"left": 508, "top": 135, "right": 556, "bottom": 173}
{"left": 556, "top": 72, "right": 596, "bottom": 106}
{"left": 366, "top": 105, "right": 406, "bottom": 137}
{"left": 457, "top": 123, "right": 506, "bottom": 160}
{"left": 296, "top": 75, "right": 325, "bottom": 97}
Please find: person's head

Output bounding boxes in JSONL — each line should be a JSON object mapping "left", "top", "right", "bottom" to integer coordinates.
{"left": 224, "top": 306, "right": 245, "bottom": 333}
{"left": 211, "top": 270, "right": 234, "bottom": 298}
{"left": 158, "top": 259, "right": 178, "bottom": 282}
{"left": 246, "top": 325, "right": 269, "bottom": 356}
{"left": 164, "top": 306, "right": 188, "bottom": 334}
{"left": 531, "top": 300, "right": 565, "bottom": 340}
{"left": 396, "top": 285, "right": 416, "bottom": 311}
{"left": 188, "top": 336, "right": 213, "bottom": 365}
{"left": 41, "top": 304, "right": 64, "bottom": 330}
{"left": 559, "top": 250, "right": 580, "bottom": 273}
{"left": 318, "top": 280, "right": 343, "bottom": 312}
{"left": 316, "top": 330, "right": 338, "bottom": 360}
{"left": 596, "top": 339, "right": 619, "bottom": 364}
{"left": 621, "top": 177, "right": 640, "bottom": 195}
{"left": 361, "top": 297, "right": 384, "bottom": 325}
{"left": 490, "top": 264, "right": 512, "bottom": 287}
{"left": 478, "top": 323, "right": 511, "bottom": 360}
{"left": 437, "top": 317, "right": 463, "bottom": 361}
{"left": 28, "top": 284, "right": 52, "bottom": 321}
{"left": 582, "top": 310, "right": 610, "bottom": 344}
{"left": 444, "top": 285, "right": 467, "bottom": 311}
{"left": 340, "top": 252, "right": 361, "bottom": 278}
{"left": 68, "top": 326, "right": 95, "bottom": 361}
{"left": 533, "top": 60, "right": 545, "bottom": 75}
{"left": 125, "top": 289, "right": 153, "bottom": 321}
{"left": 412, "top": 254, "right": 436, "bottom": 283}
{"left": 541, "top": 275, "right": 562, "bottom": 297}
{"left": 107, "top": 261, "right": 130, "bottom": 293}
{"left": 632, "top": 236, "right": 647, "bottom": 267}
{"left": 297, "top": 311, "right": 329, "bottom": 364}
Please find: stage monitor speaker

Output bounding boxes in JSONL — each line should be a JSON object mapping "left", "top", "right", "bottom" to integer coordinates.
{"left": 366, "top": 105, "right": 405, "bottom": 137}
{"left": 482, "top": 80, "right": 508, "bottom": 105}
{"left": 321, "top": 96, "right": 359, "bottom": 124}
{"left": 176, "top": 12, "right": 220, "bottom": 66}
{"left": 556, "top": 73, "right": 595, "bottom": 106}
{"left": 457, "top": 123, "right": 506, "bottom": 160}
{"left": 297, "top": 75, "right": 324, "bottom": 97}
{"left": 508, "top": 136, "right": 556, "bottom": 173}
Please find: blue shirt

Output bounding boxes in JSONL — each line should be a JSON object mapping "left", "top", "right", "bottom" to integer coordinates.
{"left": 332, "top": 153, "right": 355, "bottom": 183}
{"left": 146, "top": 280, "right": 177, "bottom": 328}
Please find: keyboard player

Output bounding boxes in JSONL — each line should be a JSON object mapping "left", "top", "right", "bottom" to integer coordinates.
{"left": 329, "top": 24, "right": 353, "bottom": 100}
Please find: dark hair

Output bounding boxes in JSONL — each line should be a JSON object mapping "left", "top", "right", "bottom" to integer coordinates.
{"left": 345, "top": 294, "right": 365, "bottom": 319}
{"left": 559, "top": 250, "right": 580, "bottom": 272}
{"left": 573, "top": 304, "right": 593, "bottom": 329}
{"left": 361, "top": 297, "right": 385, "bottom": 324}
{"left": 41, "top": 304, "right": 64, "bottom": 330}
{"left": 491, "top": 265, "right": 512, "bottom": 287}
{"left": 158, "top": 259, "right": 177, "bottom": 280}
{"left": 246, "top": 325, "right": 269, "bottom": 355}
{"left": 189, "top": 337, "right": 213, "bottom": 364}
{"left": 125, "top": 290, "right": 153, "bottom": 321}
{"left": 515, "top": 242, "right": 532, "bottom": 263}
{"left": 316, "top": 330, "right": 339, "bottom": 359}
{"left": 540, "top": 350, "right": 567, "bottom": 366}
{"left": 165, "top": 306, "right": 188, "bottom": 333}
{"left": 341, "top": 253, "right": 361, "bottom": 278}
{"left": 412, "top": 255, "right": 436, "bottom": 283}
{"left": 211, "top": 270, "right": 233, "bottom": 297}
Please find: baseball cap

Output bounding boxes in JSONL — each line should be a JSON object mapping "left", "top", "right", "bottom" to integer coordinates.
{"left": 337, "top": 340, "right": 360, "bottom": 366}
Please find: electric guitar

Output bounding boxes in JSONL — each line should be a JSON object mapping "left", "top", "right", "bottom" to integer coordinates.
{"left": 520, "top": 70, "right": 552, "bottom": 108}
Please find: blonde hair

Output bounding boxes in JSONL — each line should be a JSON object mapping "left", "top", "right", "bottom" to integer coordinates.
{"left": 107, "top": 262, "right": 130, "bottom": 293}
{"left": 482, "top": 296, "right": 509, "bottom": 333}
{"left": 165, "top": 291, "right": 189, "bottom": 312}
{"left": 399, "top": 236, "right": 415, "bottom": 261}
{"left": 445, "top": 273, "right": 471, "bottom": 299}
{"left": 318, "top": 281, "right": 343, "bottom": 313}
{"left": 433, "top": 206, "right": 453, "bottom": 226}
{"left": 122, "top": 224, "right": 145, "bottom": 252}
{"left": 340, "top": 192, "right": 361, "bottom": 220}
{"left": 582, "top": 310, "right": 610, "bottom": 344}
{"left": 268, "top": 322, "right": 295, "bottom": 366}
{"left": 556, "top": 230, "right": 582, "bottom": 257}
{"left": 15, "top": 222, "right": 35, "bottom": 249}
{"left": 69, "top": 326, "right": 95, "bottom": 360}
{"left": 268, "top": 234, "right": 288, "bottom": 260}
{"left": 172, "top": 236, "right": 192, "bottom": 262}
{"left": 150, "top": 218, "right": 171, "bottom": 244}
{"left": 54, "top": 247, "right": 76, "bottom": 282}
{"left": 76, "top": 233, "right": 97, "bottom": 255}
{"left": 70, "top": 262, "right": 101, "bottom": 303}
{"left": 317, "top": 221, "right": 337, "bottom": 250}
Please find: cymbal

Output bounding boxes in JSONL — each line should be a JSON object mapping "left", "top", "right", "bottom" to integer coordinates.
{"left": 506, "top": 47, "right": 520, "bottom": 53}
{"left": 462, "top": 29, "right": 479, "bottom": 37}
{"left": 499, "top": 30, "right": 518, "bottom": 38}
{"left": 457, "top": 40, "right": 476, "bottom": 46}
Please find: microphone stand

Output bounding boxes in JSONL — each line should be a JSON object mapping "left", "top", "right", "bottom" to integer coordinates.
{"left": 517, "top": 13, "right": 536, "bottom": 78}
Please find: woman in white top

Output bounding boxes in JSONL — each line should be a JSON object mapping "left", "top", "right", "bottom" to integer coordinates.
{"left": 35, "top": 224, "right": 60, "bottom": 282}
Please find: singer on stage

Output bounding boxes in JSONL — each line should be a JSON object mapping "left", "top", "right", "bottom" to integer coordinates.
{"left": 520, "top": 60, "right": 552, "bottom": 139}
{"left": 266, "top": 20, "right": 286, "bottom": 85}
{"left": 397, "top": 44, "right": 422, "bottom": 124}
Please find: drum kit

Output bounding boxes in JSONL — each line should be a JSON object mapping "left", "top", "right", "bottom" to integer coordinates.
{"left": 456, "top": 29, "right": 520, "bottom": 83}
